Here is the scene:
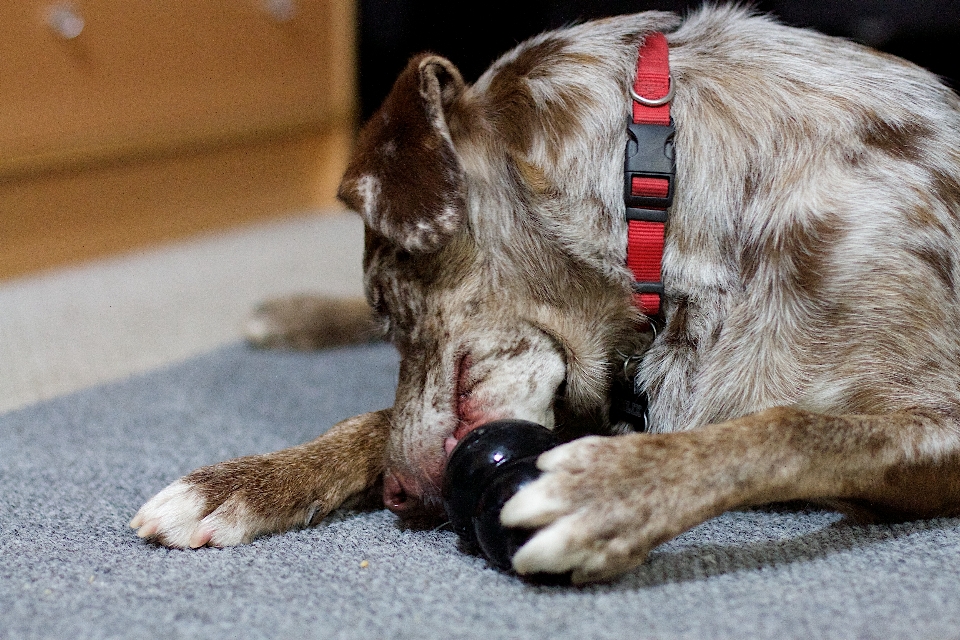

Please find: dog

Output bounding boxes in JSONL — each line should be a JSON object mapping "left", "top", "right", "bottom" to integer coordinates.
{"left": 130, "top": 5, "right": 960, "bottom": 584}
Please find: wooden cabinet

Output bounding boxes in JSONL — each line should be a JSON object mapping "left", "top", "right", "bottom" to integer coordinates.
{"left": 0, "top": 0, "right": 356, "bottom": 278}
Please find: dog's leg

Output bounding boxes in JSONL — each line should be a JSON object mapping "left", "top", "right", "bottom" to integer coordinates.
{"left": 130, "top": 409, "right": 390, "bottom": 548}
{"left": 501, "top": 407, "right": 960, "bottom": 583}
{"left": 244, "top": 295, "right": 380, "bottom": 351}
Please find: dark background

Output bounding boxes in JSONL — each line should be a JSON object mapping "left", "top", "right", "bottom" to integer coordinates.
{"left": 358, "top": 0, "right": 960, "bottom": 120}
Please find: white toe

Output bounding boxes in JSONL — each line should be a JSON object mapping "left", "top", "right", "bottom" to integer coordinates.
{"left": 500, "top": 476, "right": 567, "bottom": 528}
{"left": 199, "top": 497, "right": 255, "bottom": 547}
{"left": 132, "top": 480, "right": 206, "bottom": 548}
{"left": 535, "top": 436, "right": 602, "bottom": 471}
{"left": 511, "top": 516, "right": 587, "bottom": 575}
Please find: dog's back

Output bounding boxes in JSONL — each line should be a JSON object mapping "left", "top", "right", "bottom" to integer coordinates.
{"left": 640, "top": 7, "right": 960, "bottom": 432}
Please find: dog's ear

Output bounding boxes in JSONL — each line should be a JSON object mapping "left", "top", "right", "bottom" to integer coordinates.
{"left": 338, "top": 54, "right": 466, "bottom": 253}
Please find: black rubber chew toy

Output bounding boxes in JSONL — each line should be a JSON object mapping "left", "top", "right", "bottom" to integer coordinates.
{"left": 441, "top": 419, "right": 559, "bottom": 572}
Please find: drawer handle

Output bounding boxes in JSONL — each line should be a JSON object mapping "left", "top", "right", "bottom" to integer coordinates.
{"left": 46, "top": 3, "right": 85, "bottom": 40}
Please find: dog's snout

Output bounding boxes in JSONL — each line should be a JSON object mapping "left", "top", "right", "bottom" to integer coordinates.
{"left": 383, "top": 470, "right": 422, "bottom": 515}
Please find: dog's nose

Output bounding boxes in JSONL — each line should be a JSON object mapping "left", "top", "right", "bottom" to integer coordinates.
{"left": 383, "top": 470, "right": 422, "bottom": 515}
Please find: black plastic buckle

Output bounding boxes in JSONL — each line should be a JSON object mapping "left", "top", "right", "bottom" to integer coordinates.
{"left": 624, "top": 120, "right": 676, "bottom": 210}
{"left": 610, "top": 378, "right": 649, "bottom": 432}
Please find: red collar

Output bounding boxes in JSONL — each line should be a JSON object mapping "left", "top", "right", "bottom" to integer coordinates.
{"left": 624, "top": 32, "right": 675, "bottom": 318}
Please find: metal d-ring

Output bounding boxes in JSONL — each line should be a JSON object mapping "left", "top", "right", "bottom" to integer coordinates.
{"left": 615, "top": 349, "right": 643, "bottom": 380}
{"left": 630, "top": 75, "right": 675, "bottom": 107}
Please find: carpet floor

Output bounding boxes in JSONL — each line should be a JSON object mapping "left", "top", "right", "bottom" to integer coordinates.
{"left": 3, "top": 341, "right": 960, "bottom": 639}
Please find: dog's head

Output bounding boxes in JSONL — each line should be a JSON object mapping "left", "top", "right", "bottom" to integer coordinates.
{"left": 338, "top": 16, "right": 676, "bottom": 519}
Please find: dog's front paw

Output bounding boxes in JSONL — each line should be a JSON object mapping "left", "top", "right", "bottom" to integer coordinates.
{"left": 132, "top": 412, "right": 389, "bottom": 549}
{"left": 501, "top": 433, "right": 723, "bottom": 583}
{"left": 129, "top": 479, "right": 224, "bottom": 548}
{"left": 130, "top": 466, "right": 276, "bottom": 549}
{"left": 131, "top": 457, "right": 319, "bottom": 549}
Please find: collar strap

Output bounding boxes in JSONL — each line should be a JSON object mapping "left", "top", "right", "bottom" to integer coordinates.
{"left": 624, "top": 32, "right": 675, "bottom": 317}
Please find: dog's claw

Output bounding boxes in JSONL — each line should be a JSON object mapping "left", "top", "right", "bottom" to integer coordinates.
{"left": 500, "top": 441, "right": 602, "bottom": 577}
{"left": 189, "top": 526, "right": 214, "bottom": 549}
{"left": 135, "top": 518, "right": 160, "bottom": 539}
{"left": 512, "top": 514, "right": 633, "bottom": 584}
{"left": 502, "top": 476, "right": 608, "bottom": 580}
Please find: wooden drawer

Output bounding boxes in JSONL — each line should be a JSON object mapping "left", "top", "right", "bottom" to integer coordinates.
{"left": 0, "top": 0, "right": 355, "bottom": 175}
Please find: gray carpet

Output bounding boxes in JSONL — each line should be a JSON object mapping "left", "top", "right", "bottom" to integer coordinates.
{"left": 2, "top": 343, "right": 960, "bottom": 639}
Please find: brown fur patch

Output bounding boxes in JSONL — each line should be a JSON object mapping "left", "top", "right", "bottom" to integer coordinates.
{"left": 513, "top": 155, "right": 553, "bottom": 194}
{"left": 739, "top": 213, "right": 843, "bottom": 301}
{"left": 662, "top": 296, "right": 697, "bottom": 351}
{"left": 906, "top": 243, "right": 955, "bottom": 291}
{"left": 483, "top": 36, "right": 596, "bottom": 158}
{"left": 932, "top": 168, "right": 960, "bottom": 213}
{"left": 859, "top": 117, "right": 932, "bottom": 162}
{"left": 338, "top": 55, "right": 466, "bottom": 253}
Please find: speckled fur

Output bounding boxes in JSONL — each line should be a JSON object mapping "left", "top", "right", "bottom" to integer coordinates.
{"left": 133, "top": 5, "right": 960, "bottom": 583}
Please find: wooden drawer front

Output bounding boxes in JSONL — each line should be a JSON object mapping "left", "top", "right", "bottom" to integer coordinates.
{"left": 0, "top": 0, "right": 355, "bottom": 175}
